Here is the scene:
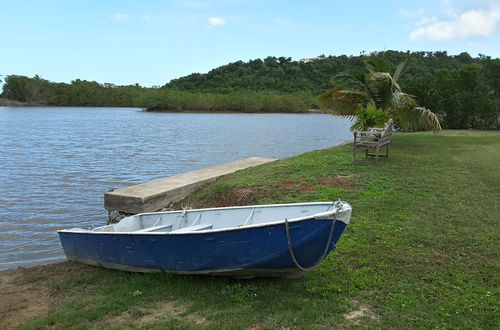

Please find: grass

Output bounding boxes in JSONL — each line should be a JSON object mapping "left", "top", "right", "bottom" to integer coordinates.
{"left": 4, "top": 130, "right": 499, "bottom": 329}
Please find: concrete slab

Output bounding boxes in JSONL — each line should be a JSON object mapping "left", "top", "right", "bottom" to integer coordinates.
{"left": 104, "top": 157, "right": 279, "bottom": 214}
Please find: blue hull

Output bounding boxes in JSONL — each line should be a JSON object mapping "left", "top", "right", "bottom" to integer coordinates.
{"left": 59, "top": 218, "right": 347, "bottom": 278}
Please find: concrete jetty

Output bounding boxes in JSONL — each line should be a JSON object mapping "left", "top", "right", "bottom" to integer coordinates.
{"left": 104, "top": 157, "right": 278, "bottom": 215}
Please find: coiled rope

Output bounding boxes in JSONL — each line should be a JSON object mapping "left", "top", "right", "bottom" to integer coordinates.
{"left": 284, "top": 202, "right": 342, "bottom": 271}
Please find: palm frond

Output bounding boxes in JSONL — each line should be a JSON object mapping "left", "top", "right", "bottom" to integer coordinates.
{"left": 397, "top": 106, "right": 442, "bottom": 131}
{"left": 332, "top": 72, "right": 369, "bottom": 94}
{"left": 389, "top": 92, "right": 416, "bottom": 113}
{"left": 392, "top": 59, "right": 409, "bottom": 83}
{"left": 365, "top": 72, "right": 394, "bottom": 110}
{"left": 319, "top": 58, "right": 440, "bottom": 131}
{"left": 317, "top": 89, "right": 369, "bottom": 117}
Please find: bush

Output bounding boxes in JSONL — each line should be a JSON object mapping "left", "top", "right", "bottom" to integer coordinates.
{"left": 351, "top": 102, "right": 390, "bottom": 131}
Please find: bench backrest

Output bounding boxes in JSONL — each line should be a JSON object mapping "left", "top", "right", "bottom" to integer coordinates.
{"left": 383, "top": 119, "right": 394, "bottom": 136}
{"left": 378, "top": 119, "right": 394, "bottom": 145}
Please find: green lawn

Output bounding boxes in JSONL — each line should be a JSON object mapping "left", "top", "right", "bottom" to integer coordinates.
{"left": 9, "top": 130, "right": 500, "bottom": 329}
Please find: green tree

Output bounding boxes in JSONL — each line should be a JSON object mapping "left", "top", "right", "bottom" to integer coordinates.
{"left": 317, "top": 59, "right": 441, "bottom": 131}
{"left": 433, "top": 65, "right": 498, "bottom": 129}
{"left": 2, "top": 75, "right": 54, "bottom": 104}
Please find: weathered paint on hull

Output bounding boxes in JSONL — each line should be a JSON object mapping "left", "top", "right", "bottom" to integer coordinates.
{"left": 59, "top": 219, "right": 347, "bottom": 278}
{"left": 65, "top": 256, "right": 309, "bottom": 278}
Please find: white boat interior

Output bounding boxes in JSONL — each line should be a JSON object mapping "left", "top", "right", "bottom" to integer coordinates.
{"left": 83, "top": 202, "right": 351, "bottom": 234}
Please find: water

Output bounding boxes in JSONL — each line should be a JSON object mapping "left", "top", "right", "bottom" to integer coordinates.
{"left": 0, "top": 107, "right": 352, "bottom": 270}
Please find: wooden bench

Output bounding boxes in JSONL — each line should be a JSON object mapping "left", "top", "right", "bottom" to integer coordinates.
{"left": 353, "top": 119, "right": 394, "bottom": 163}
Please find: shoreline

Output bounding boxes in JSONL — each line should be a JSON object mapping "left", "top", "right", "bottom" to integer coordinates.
{"left": 0, "top": 108, "right": 350, "bottom": 274}
{"left": 0, "top": 129, "right": 489, "bottom": 276}
{"left": 1, "top": 130, "right": 498, "bottom": 329}
{"left": 145, "top": 108, "right": 328, "bottom": 114}
{"left": 0, "top": 257, "right": 67, "bottom": 273}
{"left": 0, "top": 103, "right": 141, "bottom": 109}
{"left": 0, "top": 102, "right": 329, "bottom": 114}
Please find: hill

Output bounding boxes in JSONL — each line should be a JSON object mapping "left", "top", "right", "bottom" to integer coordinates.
{"left": 164, "top": 50, "right": 482, "bottom": 95}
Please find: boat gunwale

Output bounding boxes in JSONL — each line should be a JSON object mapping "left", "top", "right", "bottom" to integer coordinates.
{"left": 58, "top": 201, "right": 351, "bottom": 235}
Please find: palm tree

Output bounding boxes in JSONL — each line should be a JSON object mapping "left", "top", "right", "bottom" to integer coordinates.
{"left": 317, "top": 58, "right": 441, "bottom": 131}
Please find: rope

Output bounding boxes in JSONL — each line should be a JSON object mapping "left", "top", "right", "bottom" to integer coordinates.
{"left": 284, "top": 204, "right": 340, "bottom": 271}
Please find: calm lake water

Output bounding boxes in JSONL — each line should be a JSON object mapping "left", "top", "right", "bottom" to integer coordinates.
{"left": 0, "top": 107, "right": 352, "bottom": 270}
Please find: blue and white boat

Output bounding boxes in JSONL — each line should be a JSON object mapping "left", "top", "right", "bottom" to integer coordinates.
{"left": 58, "top": 201, "right": 351, "bottom": 278}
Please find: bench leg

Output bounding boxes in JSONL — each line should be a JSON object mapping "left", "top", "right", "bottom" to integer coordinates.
{"left": 353, "top": 134, "right": 357, "bottom": 163}
{"left": 386, "top": 144, "right": 389, "bottom": 158}
{"left": 375, "top": 146, "right": 380, "bottom": 164}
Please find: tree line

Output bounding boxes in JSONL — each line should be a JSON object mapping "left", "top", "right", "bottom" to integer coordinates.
{"left": 0, "top": 76, "right": 311, "bottom": 113}
{"left": 1, "top": 50, "right": 499, "bottom": 128}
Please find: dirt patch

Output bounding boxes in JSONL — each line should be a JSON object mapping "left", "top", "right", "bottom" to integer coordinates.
{"left": 105, "top": 300, "right": 206, "bottom": 327}
{"left": 186, "top": 175, "right": 362, "bottom": 208}
{"left": 277, "top": 178, "right": 315, "bottom": 194}
{"left": 343, "top": 300, "right": 379, "bottom": 326}
{"left": 210, "top": 188, "right": 256, "bottom": 207}
{"left": 0, "top": 262, "right": 95, "bottom": 329}
{"left": 0, "top": 269, "right": 51, "bottom": 329}
{"left": 276, "top": 175, "right": 362, "bottom": 195}
{"left": 316, "top": 175, "right": 362, "bottom": 190}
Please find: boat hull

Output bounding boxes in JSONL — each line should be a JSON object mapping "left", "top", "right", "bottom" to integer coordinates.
{"left": 59, "top": 218, "right": 347, "bottom": 278}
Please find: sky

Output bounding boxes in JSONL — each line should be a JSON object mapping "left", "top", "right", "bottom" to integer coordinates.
{"left": 1, "top": 0, "right": 499, "bottom": 87}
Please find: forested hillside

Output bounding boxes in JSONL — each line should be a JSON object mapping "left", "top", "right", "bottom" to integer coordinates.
{"left": 1, "top": 50, "right": 499, "bottom": 128}
{"left": 165, "top": 51, "right": 486, "bottom": 93}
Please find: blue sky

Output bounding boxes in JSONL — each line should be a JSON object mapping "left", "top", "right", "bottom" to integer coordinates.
{"left": 1, "top": 0, "right": 499, "bottom": 86}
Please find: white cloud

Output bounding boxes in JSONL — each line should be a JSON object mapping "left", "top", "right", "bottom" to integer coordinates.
{"left": 109, "top": 13, "right": 128, "bottom": 21}
{"left": 409, "top": 6, "right": 500, "bottom": 41}
{"left": 208, "top": 16, "right": 226, "bottom": 26}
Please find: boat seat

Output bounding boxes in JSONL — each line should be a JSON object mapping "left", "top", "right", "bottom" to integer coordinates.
{"left": 170, "top": 224, "right": 213, "bottom": 233}
{"left": 135, "top": 224, "right": 173, "bottom": 233}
